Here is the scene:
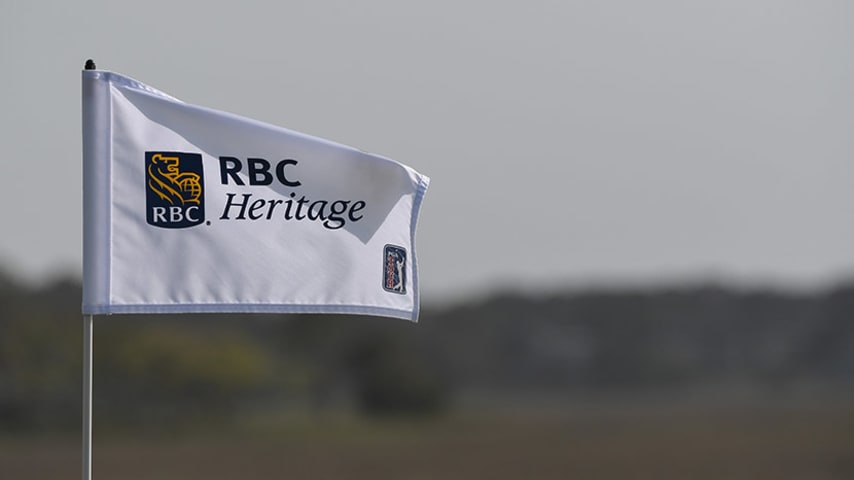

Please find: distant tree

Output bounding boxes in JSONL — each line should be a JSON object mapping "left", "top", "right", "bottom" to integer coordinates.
{"left": 347, "top": 334, "right": 446, "bottom": 417}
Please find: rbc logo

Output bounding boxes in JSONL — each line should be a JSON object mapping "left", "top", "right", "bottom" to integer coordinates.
{"left": 145, "top": 152, "right": 205, "bottom": 228}
{"left": 383, "top": 245, "right": 407, "bottom": 294}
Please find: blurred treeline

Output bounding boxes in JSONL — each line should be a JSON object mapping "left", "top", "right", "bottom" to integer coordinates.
{"left": 1, "top": 269, "right": 853, "bottom": 432}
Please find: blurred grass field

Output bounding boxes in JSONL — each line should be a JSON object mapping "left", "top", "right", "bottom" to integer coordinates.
{"left": 3, "top": 399, "right": 853, "bottom": 480}
{"left": 3, "top": 280, "right": 854, "bottom": 479}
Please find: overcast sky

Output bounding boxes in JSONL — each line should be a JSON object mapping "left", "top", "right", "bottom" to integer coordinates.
{"left": 2, "top": 0, "right": 853, "bottom": 302}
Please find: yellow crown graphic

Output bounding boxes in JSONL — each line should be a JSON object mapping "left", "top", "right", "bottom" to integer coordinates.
{"left": 147, "top": 153, "right": 202, "bottom": 205}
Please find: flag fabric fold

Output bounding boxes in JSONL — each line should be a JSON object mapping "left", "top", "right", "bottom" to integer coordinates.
{"left": 82, "top": 70, "right": 429, "bottom": 321}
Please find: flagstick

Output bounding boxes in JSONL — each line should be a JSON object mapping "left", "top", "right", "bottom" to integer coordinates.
{"left": 82, "top": 314, "right": 93, "bottom": 480}
{"left": 82, "top": 58, "right": 97, "bottom": 480}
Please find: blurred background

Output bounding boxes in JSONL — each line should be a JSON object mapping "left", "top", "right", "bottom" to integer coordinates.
{"left": 1, "top": 276, "right": 853, "bottom": 479}
{"left": 2, "top": 1, "right": 854, "bottom": 479}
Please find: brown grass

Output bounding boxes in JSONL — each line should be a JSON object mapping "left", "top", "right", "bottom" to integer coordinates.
{"left": 3, "top": 402, "right": 853, "bottom": 480}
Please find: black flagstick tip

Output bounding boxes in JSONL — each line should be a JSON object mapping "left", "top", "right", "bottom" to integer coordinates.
{"left": 85, "top": 59, "right": 96, "bottom": 70}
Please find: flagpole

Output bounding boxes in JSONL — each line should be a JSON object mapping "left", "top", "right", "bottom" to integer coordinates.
{"left": 82, "top": 314, "right": 93, "bottom": 480}
{"left": 82, "top": 58, "right": 96, "bottom": 480}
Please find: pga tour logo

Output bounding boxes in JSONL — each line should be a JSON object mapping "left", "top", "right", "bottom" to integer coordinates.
{"left": 383, "top": 245, "right": 406, "bottom": 294}
{"left": 145, "top": 152, "right": 205, "bottom": 228}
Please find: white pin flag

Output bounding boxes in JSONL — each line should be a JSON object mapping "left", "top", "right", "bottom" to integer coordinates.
{"left": 82, "top": 70, "right": 429, "bottom": 321}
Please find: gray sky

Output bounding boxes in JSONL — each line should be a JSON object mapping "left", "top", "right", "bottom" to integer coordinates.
{"left": 2, "top": 0, "right": 853, "bottom": 302}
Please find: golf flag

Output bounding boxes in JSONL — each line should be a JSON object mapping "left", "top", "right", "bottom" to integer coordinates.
{"left": 82, "top": 70, "right": 429, "bottom": 321}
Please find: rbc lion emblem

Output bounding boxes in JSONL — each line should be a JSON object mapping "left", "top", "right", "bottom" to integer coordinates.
{"left": 145, "top": 152, "right": 205, "bottom": 228}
